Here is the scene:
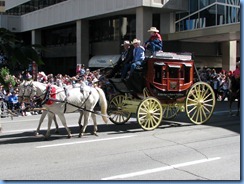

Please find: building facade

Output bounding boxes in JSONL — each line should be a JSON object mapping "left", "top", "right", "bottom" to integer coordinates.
{"left": 2, "top": 0, "right": 240, "bottom": 75}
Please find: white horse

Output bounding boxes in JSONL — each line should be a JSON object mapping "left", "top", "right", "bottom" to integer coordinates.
{"left": 18, "top": 81, "right": 108, "bottom": 139}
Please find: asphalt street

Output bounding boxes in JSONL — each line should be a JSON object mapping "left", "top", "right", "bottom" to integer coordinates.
{"left": 0, "top": 101, "right": 240, "bottom": 180}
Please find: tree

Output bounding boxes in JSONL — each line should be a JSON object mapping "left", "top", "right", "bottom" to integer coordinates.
{"left": 0, "top": 67, "right": 16, "bottom": 89}
{"left": 0, "top": 28, "right": 44, "bottom": 71}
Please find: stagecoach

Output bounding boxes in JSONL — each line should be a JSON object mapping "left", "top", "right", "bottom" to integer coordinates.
{"left": 108, "top": 51, "right": 216, "bottom": 130}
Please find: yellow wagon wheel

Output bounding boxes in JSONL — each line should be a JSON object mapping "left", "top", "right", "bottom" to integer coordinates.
{"left": 185, "top": 82, "right": 216, "bottom": 125}
{"left": 108, "top": 95, "right": 131, "bottom": 125}
{"left": 162, "top": 104, "right": 179, "bottom": 120}
{"left": 137, "top": 97, "right": 163, "bottom": 131}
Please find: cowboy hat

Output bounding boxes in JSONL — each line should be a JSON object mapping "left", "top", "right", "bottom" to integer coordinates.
{"left": 131, "top": 38, "right": 141, "bottom": 44}
{"left": 148, "top": 27, "right": 159, "bottom": 32}
{"left": 121, "top": 40, "right": 130, "bottom": 46}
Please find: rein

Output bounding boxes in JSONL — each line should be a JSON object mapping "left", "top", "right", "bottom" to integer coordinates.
{"left": 21, "top": 82, "right": 110, "bottom": 118}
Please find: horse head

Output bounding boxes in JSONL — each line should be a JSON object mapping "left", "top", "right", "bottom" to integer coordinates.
{"left": 18, "top": 80, "right": 39, "bottom": 103}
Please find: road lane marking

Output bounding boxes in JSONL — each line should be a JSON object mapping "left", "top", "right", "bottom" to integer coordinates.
{"left": 101, "top": 157, "right": 221, "bottom": 180}
{"left": 36, "top": 135, "right": 136, "bottom": 149}
{"left": 1, "top": 118, "right": 40, "bottom": 124}
{"left": 3, "top": 129, "right": 37, "bottom": 133}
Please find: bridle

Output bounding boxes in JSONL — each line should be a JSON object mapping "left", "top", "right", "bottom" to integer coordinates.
{"left": 19, "top": 81, "right": 43, "bottom": 103}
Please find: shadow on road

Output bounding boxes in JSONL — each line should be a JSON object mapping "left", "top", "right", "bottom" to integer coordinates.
{"left": 0, "top": 101, "right": 240, "bottom": 145}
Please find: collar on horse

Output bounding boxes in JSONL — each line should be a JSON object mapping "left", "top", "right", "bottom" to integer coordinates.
{"left": 41, "top": 85, "right": 57, "bottom": 105}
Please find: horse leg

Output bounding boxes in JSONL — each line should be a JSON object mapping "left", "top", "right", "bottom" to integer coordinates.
{"left": 91, "top": 113, "right": 98, "bottom": 136}
{"left": 57, "top": 113, "right": 72, "bottom": 138}
{"left": 78, "top": 111, "right": 84, "bottom": 132}
{"left": 53, "top": 114, "right": 59, "bottom": 134}
{"left": 36, "top": 110, "right": 47, "bottom": 136}
{"left": 79, "top": 111, "right": 90, "bottom": 137}
{"left": 44, "top": 113, "right": 54, "bottom": 140}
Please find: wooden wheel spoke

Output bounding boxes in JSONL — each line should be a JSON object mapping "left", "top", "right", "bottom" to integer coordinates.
{"left": 139, "top": 114, "right": 147, "bottom": 120}
{"left": 195, "top": 107, "right": 201, "bottom": 122}
{"left": 186, "top": 102, "right": 198, "bottom": 107}
{"left": 203, "top": 93, "right": 212, "bottom": 101}
{"left": 189, "top": 106, "right": 198, "bottom": 116}
{"left": 189, "top": 90, "right": 198, "bottom": 99}
{"left": 203, "top": 97, "right": 214, "bottom": 103}
{"left": 202, "top": 88, "right": 210, "bottom": 99}
{"left": 203, "top": 103, "right": 214, "bottom": 108}
{"left": 201, "top": 106, "right": 209, "bottom": 118}
{"left": 202, "top": 105, "right": 211, "bottom": 114}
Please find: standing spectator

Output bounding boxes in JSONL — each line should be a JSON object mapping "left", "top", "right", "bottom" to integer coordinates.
{"left": 144, "top": 27, "right": 162, "bottom": 55}
{"left": 211, "top": 69, "right": 220, "bottom": 100}
{"left": 37, "top": 72, "right": 47, "bottom": 83}
{"left": 76, "top": 64, "right": 81, "bottom": 74}
{"left": 26, "top": 71, "right": 32, "bottom": 81}
{"left": 20, "top": 102, "right": 27, "bottom": 116}
{"left": 80, "top": 64, "right": 86, "bottom": 75}
{"left": 219, "top": 74, "right": 229, "bottom": 101}
{"left": 56, "top": 74, "right": 63, "bottom": 87}
{"left": 0, "top": 85, "right": 6, "bottom": 99}
{"left": 233, "top": 61, "right": 240, "bottom": 80}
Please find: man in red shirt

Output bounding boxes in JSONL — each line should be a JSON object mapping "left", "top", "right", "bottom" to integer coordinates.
{"left": 144, "top": 27, "right": 163, "bottom": 55}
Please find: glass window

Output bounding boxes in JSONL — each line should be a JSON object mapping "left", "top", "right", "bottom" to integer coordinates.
{"left": 217, "top": 4, "right": 225, "bottom": 25}
{"left": 189, "top": 0, "right": 199, "bottom": 13}
{"left": 217, "top": 0, "right": 226, "bottom": 3}
{"left": 176, "top": 0, "right": 240, "bottom": 32}
{"left": 42, "top": 25, "right": 76, "bottom": 46}
{"left": 90, "top": 15, "right": 136, "bottom": 43}
{"left": 200, "top": 0, "right": 209, "bottom": 8}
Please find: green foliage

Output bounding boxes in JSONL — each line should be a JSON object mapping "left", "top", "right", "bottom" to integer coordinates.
{"left": 0, "top": 28, "right": 44, "bottom": 70}
{"left": 0, "top": 67, "right": 16, "bottom": 89}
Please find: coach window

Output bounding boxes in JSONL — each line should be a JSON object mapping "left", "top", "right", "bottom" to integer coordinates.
{"left": 168, "top": 65, "right": 181, "bottom": 78}
{"left": 184, "top": 63, "right": 192, "bottom": 83}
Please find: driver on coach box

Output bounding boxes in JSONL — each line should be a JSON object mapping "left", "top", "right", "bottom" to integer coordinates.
{"left": 106, "top": 40, "right": 134, "bottom": 78}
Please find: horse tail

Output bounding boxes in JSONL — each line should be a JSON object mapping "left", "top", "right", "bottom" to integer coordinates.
{"left": 96, "top": 87, "right": 109, "bottom": 124}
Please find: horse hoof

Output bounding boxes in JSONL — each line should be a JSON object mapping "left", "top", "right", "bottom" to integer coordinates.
{"left": 43, "top": 136, "right": 50, "bottom": 141}
{"left": 67, "top": 134, "right": 73, "bottom": 139}
{"left": 94, "top": 132, "right": 98, "bottom": 136}
{"left": 34, "top": 132, "right": 39, "bottom": 136}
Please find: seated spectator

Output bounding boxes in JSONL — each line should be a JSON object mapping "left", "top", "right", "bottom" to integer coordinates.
{"left": 8, "top": 91, "right": 19, "bottom": 112}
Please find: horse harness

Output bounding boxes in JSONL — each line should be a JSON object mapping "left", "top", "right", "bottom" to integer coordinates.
{"left": 42, "top": 84, "right": 92, "bottom": 113}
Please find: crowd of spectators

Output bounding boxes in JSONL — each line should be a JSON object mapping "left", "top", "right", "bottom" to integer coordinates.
{"left": 197, "top": 64, "right": 239, "bottom": 101}
{"left": 0, "top": 65, "right": 113, "bottom": 117}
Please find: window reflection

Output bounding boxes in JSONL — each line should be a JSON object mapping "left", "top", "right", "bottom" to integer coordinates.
{"left": 42, "top": 25, "right": 76, "bottom": 46}
{"left": 89, "top": 15, "right": 136, "bottom": 43}
{"left": 176, "top": 0, "right": 240, "bottom": 32}
{"left": 6, "top": 0, "right": 67, "bottom": 15}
